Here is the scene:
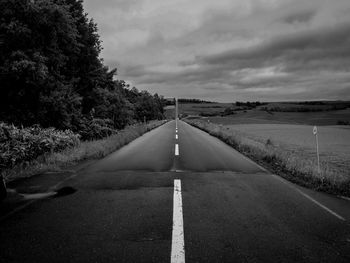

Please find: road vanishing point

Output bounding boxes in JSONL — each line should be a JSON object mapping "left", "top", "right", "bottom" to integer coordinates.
{"left": 1, "top": 120, "right": 350, "bottom": 262}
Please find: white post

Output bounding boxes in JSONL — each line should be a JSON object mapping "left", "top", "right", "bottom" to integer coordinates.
{"left": 313, "top": 126, "right": 320, "bottom": 174}
{"left": 316, "top": 133, "right": 320, "bottom": 174}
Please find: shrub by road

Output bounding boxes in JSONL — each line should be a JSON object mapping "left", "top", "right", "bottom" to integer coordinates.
{"left": 1, "top": 120, "right": 166, "bottom": 183}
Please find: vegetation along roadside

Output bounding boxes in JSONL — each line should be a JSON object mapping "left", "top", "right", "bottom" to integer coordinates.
{"left": 0, "top": 0, "right": 169, "bottom": 200}
{"left": 185, "top": 119, "right": 350, "bottom": 198}
{"left": 1, "top": 120, "right": 166, "bottom": 184}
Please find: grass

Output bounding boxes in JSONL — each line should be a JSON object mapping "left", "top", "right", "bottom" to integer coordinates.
{"left": 205, "top": 109, "right": 350, "bottom": 126}
{"left": 185, "top": 119, "right": 350, "bottom": 197}
{"left": 2, "top": 120, "right": 167, "bottom": 182}
{"left": 178, "top": 102, "right": 233, "bottom": 116}
{"left": 164, "top": 105, "right": 176, "bottom": 119}
{"left": 178, "top": 101, "right": 350, "bottom": 126}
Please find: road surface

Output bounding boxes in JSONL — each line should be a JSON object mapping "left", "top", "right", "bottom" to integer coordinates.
{"left": 1, "top": 120, "right": 349, "bottom": 262}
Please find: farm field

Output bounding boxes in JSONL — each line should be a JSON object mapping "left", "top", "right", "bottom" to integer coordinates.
{"left": 207, "top": 108, "right": 350, "bottom": 126}
{"left": 226, "top": 124, "right": 350, "bottom": 176}
{"left": 178, "top": 102, "right": 232, "bottom": 116}
{"left": 187, "top": 119, "right": 350, "bottom": 195}
{"left": 164, "top": 105, "right": 175, "bottom": 119}
{"left": 182, "top": 101, "right": 350, "bottom": 195}
{"left": 177, "top": 101, "right": 350, "bottom": 126}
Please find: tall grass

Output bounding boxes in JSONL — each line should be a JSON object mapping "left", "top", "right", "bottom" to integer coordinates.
{"left": 2, "top": 120, "right": 167, "bottom": 182}
{"left": 186, "top": 120, "right": 350, "bottom": 197}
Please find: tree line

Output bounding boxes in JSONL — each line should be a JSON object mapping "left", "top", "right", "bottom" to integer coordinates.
{"left": 0, "top": 0, "right": 165, "bottom": 135}
{"left": 178, "top": 98, "right": 214, "bottom": 104}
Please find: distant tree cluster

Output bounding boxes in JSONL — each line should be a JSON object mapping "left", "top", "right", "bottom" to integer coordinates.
{"left": 293, "top": 101, "right": 327, "bottom": 105}
{"left": 337, "top": 120, "right": 350, "bottom": 125}
{"left": 260, "top": 105, "right": 349, "bottom": 113}
{"left": 0, "top": 0, "right": 165, "bottom": 136}
{"left": 178, "top": 98, "right": 214, "bottom": 104}
{"left": 235, "top": 101, "right": 265, "bottom": 108}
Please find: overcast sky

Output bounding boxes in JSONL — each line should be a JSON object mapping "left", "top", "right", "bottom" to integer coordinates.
{"left": 84, "top": 0, "right": 350, "bottom": 102}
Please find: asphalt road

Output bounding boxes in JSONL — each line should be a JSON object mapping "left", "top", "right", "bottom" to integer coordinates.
{"left": 1, "top": 120, "right": 349, "bottom": 262}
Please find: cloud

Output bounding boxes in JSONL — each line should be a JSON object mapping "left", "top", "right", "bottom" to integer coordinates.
{"left": 83, "top": 0, "right": 350, "bottom": 101}
{"left": 200, "top": 21, "right": 350, "bottom": 70}
{"left": 282, "top": 10, "right": 315, "bottom": 24}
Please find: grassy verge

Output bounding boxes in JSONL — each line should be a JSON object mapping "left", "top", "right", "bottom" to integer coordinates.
{"left": 2, "top": 120, "right": 167, "bottom": 182}
{"left": 185, "top": 119, "right": 350, "bottom": 197}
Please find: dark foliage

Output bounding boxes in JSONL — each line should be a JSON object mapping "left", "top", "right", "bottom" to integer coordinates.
{"left": 222, "top": 107, "right": 236, "bottom": 116}
{"left": 235, "top": 101, "right": 266, "bottom": 108}
{"left": 0, "top": 122, "right": 80, "bottom": 169}
{"left": 178, "top": 98, "right": 214, "bottom": 104}
{"left": 260, "top": 105, "right": 349, "bottom": 112}
{"left": 337, "top": 120, "right": 350, "bottom": 125}
{"left": 0, "top": 0, "right": 165, "bottom": 133}
{"left": 78, "top": 118, "right": 115, "bottom": 140}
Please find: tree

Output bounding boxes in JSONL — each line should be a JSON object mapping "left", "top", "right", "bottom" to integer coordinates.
{"left": 0, "top": 0, "right": 165, "bottom": 134}
{"left": 0, "top": 0, "right": 80, "bottom": 127}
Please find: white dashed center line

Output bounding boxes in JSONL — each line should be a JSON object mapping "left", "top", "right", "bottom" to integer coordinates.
{"left": 175, "top": 134, "right": 178, "bottom": 140}
{"left": 175, "top": 144, "right": 179, "bottom": 156}
{"left": 171, "top": 179, "right": 185, "bottom": 263}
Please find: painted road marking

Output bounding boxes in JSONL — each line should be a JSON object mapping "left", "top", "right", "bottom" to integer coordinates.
{"left": 271, "top": 174, "right": 346, "bottom": 221}
{"left": 294, "top": 187, "right": 345, "bottom": 221}
{"left": 175, "top": 144, "right": 179, "bottom": 156}
{"left": 176, "top": 134, "right": 178, "bottom": 140}
{"left": 235, "top": 147, "right": 346, "bottom": 221}
{"left": 338, "top": 195, "right": 350, "bottom": 202}
{"left": 171, "top": 180, "right": 185, "bottom": 263}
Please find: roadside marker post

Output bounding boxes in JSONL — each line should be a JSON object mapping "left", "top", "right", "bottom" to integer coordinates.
{"left": 313, "top": 126, "right": 320, "bottom": 174}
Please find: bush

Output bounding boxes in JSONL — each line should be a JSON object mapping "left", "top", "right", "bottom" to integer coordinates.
{"left": 0, "top": 122, "right": 80, "bottom": 170}
{"left": 78, "top": 118, "right": 116, "bottom": 141}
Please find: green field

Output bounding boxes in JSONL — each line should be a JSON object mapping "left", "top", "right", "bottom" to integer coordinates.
{"left": 177, "top": 101, "right": 350, "bottom": 126}
{"left": 164, "top": 105, "right": 176, "bottom": 119}
{"left": 178, "top": 102, "right": 233, "bottom": 117}
{"left": 226, "top": 124, "right": 350, "bottom": 177}
{"left": 207, "top": 108, "right": 350, "bottom": 126}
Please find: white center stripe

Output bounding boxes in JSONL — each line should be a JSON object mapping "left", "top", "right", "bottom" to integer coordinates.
{"left": 175, "top": 134, "right": 178, "bottom": 140}
{"left": 171, "top": 180, "right": 185, "bottom": 263}
{"left": 175, "top": 144, "right": 179, "bottom": 156}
